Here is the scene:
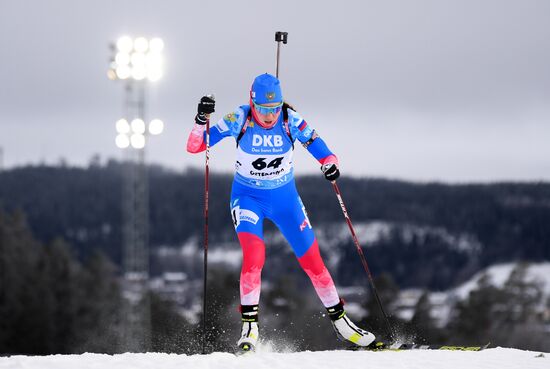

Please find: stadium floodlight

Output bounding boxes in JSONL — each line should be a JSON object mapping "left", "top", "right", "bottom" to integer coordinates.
{"left": 116, "top": 134, "right": 131, "bottom": 149}
{"left": 146, "top": 70, "right": 162, "bottom": 82}
{"left": 131, "top": 119, "right": 146, "bottom": 134}
{"left": 134, "top": 37, "right": 149, "bottom": 53}
{"left": 116, "top": 65, "right": 131, "bottom": 80}
{"left": 148, "top": 119, "right": 164, "bottom": 135}
{"left": 131, "top": 67, "right": 147, "bottom": 81}
{"left": 131, "top": 52, "right": 146, "bottom": 67}
{"left": 130, "top": 133, "right": 146, "bottom": 149}
{"left": 116, "top": 118, "right": 163, "bottom": 149}
{"left": 117, "top": 36, "right": 134, "bottom": 53}
{"left": 116, "top": 52, "right": 131, "bottom": 66}
{"left": 109, "top": 35, "right": 165, "bottom": 352}
{"left": 108, "top": 36, "right": 164, "bottom": 82}
{"left": 116, "top": 118, "right": 130, "bottom": 134}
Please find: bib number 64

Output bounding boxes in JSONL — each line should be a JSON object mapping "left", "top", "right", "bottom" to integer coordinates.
{"left": 252, "top": 157, "right": 284, "bottom": 171}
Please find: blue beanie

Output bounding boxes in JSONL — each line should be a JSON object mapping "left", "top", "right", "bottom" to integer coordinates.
{"left": 250, "top": 73, "right": 283, "bottom": 104}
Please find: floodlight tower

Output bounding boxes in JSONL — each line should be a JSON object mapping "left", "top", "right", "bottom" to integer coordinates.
{"left": 108, "top": 36, "right": 164, "bottom": 352}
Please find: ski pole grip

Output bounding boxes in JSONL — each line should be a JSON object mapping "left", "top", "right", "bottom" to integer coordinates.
{"left": 275, "top": 31, "right": 288, "bottom": 44}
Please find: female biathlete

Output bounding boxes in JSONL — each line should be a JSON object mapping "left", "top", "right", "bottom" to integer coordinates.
{"left": 187, "top": 73, "right": 378, "bottom": 352}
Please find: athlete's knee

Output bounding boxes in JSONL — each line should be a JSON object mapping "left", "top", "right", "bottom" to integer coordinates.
{"left": 297, "top": 239, "right": 328, "bottom": 276}
{"left": 238, "top": 232, "right": 266, "bottom": 271}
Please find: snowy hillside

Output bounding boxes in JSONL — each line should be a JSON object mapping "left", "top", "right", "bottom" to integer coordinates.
{"left": 1, "top": 347, "right": 548, "bottom": 369}
{"left": 152, "top": 219, "right": 483, "bottom": 274}
{"left": 393, "top": 262, "right": 550, "bottom": 326}
{"left": 452, "top": 262, "right": 550, "bottom": 299}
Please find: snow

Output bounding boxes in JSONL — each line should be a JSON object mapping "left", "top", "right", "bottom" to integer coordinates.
{"left": 315, "top": 221, "right": 393, "bottom": 250}
{"left": 1, "top": 347, "right": 548, "bottom": 369}
{"left": 392, "top": 262, "right": 550, "bottom": 327}
{"left": 453, "top": 262, "right": 550, "bottom": 300}
{"left": 314, "top": 220, "right": 482, "bottom": 253}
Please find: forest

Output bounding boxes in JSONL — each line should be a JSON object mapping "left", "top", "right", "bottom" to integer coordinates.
{"left": 1, "top": 161, "right": 549, "bottom": 354}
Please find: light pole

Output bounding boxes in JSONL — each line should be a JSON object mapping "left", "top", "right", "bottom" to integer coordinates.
{"left": 108, "top": 36, "right": 164, "bottom": 352}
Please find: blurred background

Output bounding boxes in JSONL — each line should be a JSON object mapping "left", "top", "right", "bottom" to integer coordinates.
{"left": 1, "top": 0, "right": 549, "bottom": 355}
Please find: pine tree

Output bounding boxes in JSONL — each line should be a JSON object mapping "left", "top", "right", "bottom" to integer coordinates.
{"left": 75, "top": 250, "right": 123, "bottom": 353}
{"left": 0, "top": 210, "right": 127, "bottom": 355}
{"left": 493, "top": 263, "right": 545, "bottom": 350}
{"left": 500, "top": 263, "right": 542, "bottom": 324}
{"left": 42, "top": 238, "right": 83, "bottom": 353}
{"left": 410, "top": 291, "right": 440, "bottom": 343}
{"left": 449, "top": 273, "right": 506, "bottom": 345}
{"left": 0, "top": 210, "right": 53, "bottom": 354}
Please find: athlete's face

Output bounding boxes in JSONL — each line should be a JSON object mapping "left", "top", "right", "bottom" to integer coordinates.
{"left": 252, "top": 102, "right": 282, "bottom": 128}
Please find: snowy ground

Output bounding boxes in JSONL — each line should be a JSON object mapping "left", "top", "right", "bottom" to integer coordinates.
{"left": 1, "top": 347, "right": 548, "bottom": 369}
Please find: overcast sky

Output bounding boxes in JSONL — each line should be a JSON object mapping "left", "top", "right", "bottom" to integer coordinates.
{"left": 1, "top": 0, "right": 549, "bottom": 182}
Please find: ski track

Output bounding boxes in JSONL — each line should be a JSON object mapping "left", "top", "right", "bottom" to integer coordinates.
{"left": 0, "top": 348, "right": 548, "bottom": 369}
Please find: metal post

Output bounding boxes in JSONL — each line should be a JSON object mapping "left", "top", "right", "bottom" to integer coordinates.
{"left": 109, "top": 37, "right": 164, "bottom": 352}
{"left": 275, "top": 32, "right": 288, "bottom": 78}
{"left": 121, "top": 79, "right": 151, "bottom": 352}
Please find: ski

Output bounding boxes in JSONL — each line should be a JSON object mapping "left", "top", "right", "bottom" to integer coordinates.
{"left": 395, "top": 342, "right": 490, "bottom": 351}
{"left": 348, "top": 342, "right": 490, "bottom": 352}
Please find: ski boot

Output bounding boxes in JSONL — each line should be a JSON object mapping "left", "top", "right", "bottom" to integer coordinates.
{"left": 236, "top": 304, "right": 259, "bottom": 354}
{"left": 326, "top": 300, "right": 376, "bottom": 347}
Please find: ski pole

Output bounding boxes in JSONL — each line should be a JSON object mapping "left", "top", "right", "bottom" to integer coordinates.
{"left": 201, "top": 94, "right": 215, "bottom": 354}
{"left": 330, "top": 180, "right": 394, "bottom": 340}
{"left": 275, "top": 31, "right": 288, "bottom": 78}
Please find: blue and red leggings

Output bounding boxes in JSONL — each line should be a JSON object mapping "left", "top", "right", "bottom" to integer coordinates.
{"left": 230, "top": 180, "right": 340, "bottom": 308}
